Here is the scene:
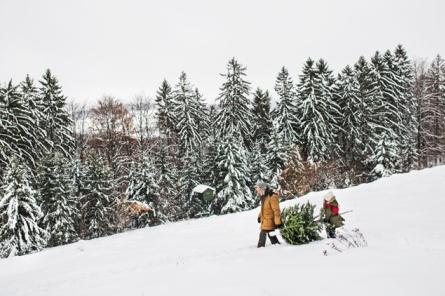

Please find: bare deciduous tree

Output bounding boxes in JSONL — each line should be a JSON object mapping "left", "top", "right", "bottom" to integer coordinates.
{"left": 68, "top": 101, "right": 90, "bottom": 161}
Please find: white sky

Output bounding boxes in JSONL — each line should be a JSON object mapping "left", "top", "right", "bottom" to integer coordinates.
{"left": 1, "top": 0, "right": 444, "bottom": 105}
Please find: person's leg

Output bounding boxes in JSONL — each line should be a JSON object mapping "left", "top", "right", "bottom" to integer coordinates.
{"left": 326, "top": 225, "right": 336, "bottom": 238}
{"left": 257, "top": 230, "right": 267, "bottom": 248}
{"left": 267, "top": 230, "right": 280, "bottom": 245}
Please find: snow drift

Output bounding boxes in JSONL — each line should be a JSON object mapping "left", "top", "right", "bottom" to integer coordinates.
{"left": 1, "top": 166, "right": 444, "bottom": 296}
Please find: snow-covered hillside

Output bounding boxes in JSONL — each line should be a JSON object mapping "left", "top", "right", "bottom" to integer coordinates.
{"left": 1, "top": 167, "right": 444, "bottom": 296}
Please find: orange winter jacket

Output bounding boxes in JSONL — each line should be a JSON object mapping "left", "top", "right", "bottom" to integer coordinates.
{"left": 258, "top": 192, "right": 282, "bottom": 231}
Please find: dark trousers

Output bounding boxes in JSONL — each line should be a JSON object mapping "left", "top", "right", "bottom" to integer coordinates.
{"left": 326, "top": 225, "right": 336, "bottom": 238}
{"left": 257, "top": 230, "right": 280, "bottom": 248}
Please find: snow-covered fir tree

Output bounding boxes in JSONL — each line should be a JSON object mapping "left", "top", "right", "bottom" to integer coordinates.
{"left": 37, "top": 153, "right": 79, "bottom": 247}
{"left": 201, "top": 105, "right": 219, "bottom": 186}
{"left": 0, "top": 81, "right": 45, "bottom": 169}
{"left": 127, "top": 157, "right": 163, "bottom": 227}
{"left": 153, "top": 142, "right": 180, "bottom": 221}
{"left": 39, "top": 69, "right": 74, "bottom": 157}
{"left": 212, "top": 131, "right": 253, "bottom": 214}
{"left": 251, "top": 88, "right": 273, "bottom": 152}
{"left": 265, "top": 126, "right": 289, "bottom": 186}
{"left": 370, "top": 51, "right": 401, "bottom": 141}
{"left": 193, "top": 88, "right": 211, "bottom": 140}
{"left": 274, "top": 66, "right": 299, "bottom": 145}
{"left": 20, "top": 75, "right": 40, "bottom": 110}
{"left": 172, "top": 72, "right": 206, "bottom": 154}
{"left": 70, "top": 158, "right": 85, "bottom": 199}
{"left": 212, "top": 58, "right": 255, "bottom": 213}
{"left": 353, "top": 56, "right": 386, "bottom": 174}
{"left": 215, "top": 58, "right": 253, "bottom": 148}
{"left": 368, "top": 50, "right": 411, "bottom": 173}
{"left": 80, "top": 153, "right": 116, "bottom": 239}
{"left": 370, "top": 132, "right": 398, "bottom": 178}
{"left": 155, "top": 79, "right": 176, "bottom": 140}
{"left": 422, "top": 55, "right": 445, "bottom": 162}
{"left": 0, "top": 159, "right": 47, "bottom": 258}
{"left": 20, "top": 75, "right": 49, "bottom": 157}
{"left": 297, "top": 58, "right": 340, "bottom": 162}
{"left": 335, "top": 65, "right": 366, "bottom": 169}
{"left": 69, "top": 157, "right": 84, "bottom": 234}
{"left": 393, "top": 45, "right": 417, "bottom": 170}
{"left": 248, "top": 140, "right": 269, "bottom": 192}
{"left": 179, "top": 151, "right": 201, "bottom": 218}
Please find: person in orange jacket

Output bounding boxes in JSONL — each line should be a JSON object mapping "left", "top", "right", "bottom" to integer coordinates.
{"left": 255, "top": 182, "right": 283, "bottom": 248}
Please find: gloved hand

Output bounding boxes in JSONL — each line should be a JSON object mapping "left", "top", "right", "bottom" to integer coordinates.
{"left": 257, "top": 217, "right": 261, "bottom": 223}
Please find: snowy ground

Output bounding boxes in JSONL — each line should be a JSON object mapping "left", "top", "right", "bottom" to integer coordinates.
{"left": 1, "top": 167, "right": 445, "bottom": 296}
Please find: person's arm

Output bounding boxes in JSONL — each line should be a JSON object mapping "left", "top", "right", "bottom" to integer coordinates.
{"left": 319, "top": 207, "right": 326, "bottom": 221}
{"left": 270, "top": 194, "right": 282, "bottom": 226}
{"left": 324, "top": 207, "right": 333, "bottom": 221}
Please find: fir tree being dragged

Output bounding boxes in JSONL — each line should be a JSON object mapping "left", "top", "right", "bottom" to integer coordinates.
{"left": 280, "top": 201, "right": 322, "bottom": 245}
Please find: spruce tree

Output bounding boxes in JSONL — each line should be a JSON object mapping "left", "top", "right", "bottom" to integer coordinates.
{"left": 423, "top": 55, "right": 445, "bottom": 162}
{"left": 215, "top": 58, "right": 253, "bottom": 148}
{"left": 20, "top": 75, "right": 49, "bottom": 157}
{"left": 0, "top": 159, "right": 47, "bottom": 258}
{"left": 127, "top": 157, "right": 163, "bottom": 226}
{"left": 194, "top": 88, "right": 211, "bottom": 141}
{"left": 371, "top": 51, "right": 401, "bottom": 140}
{"left": 201, "top": 105, "right": 219, "bottom": 187}
{"left": 0, "top": 81, "right": 45, "bottom": 169}
{"left": 179, "top": 151, "right": 201, "bottom": 218}
{"left": 297, "top": 59, "right": 340, "bottom": 162}
{"left": 69, "top": 157, "right": 84, "bottom": 234}
{"left": 252, "top": 88, "right": 273, "bottom": 152}
{"left": 335, "top": 65, "right": 365, "bottom": 169}
{"left": 280, "top": 202, "right": 322, "bottom": 245}
{"left": 39, "top": 69, "right": 74, "bottom": 157}
{"left": 155, "top": 79, "right": 176, "bottom": 139}
{"left": 172, "top": 72, "right": 205, "bottom": 154}
{"left": 353, "top": 56, "right": 386, "bottom": 175}
{"left": 368, "top": 51, "right": 404, "bottom": 174}
{"left": 154, "top": 142, "right": 180, "bottom": 221}
{"left": 37, "top": 153, "right": 79, "bottom": 247}
{"left": 265, "top": 126, "right": 289, "bottom": 186}
{"left": 80, "top": 153, "right": 115, "bottom": 239}
{"left": 212, "top": 132, "right": 253, "bottom": 214}
{"left": 249, "top": 140, "right": 270, "bottom": 189}
{"left": 393, "top": 45, "right": 417, "bottom": 170}
{"left": 370, "top": 132, "right": 398, "bottom": 178}
{"left": 274, "top": 67, "right": 299, "bottom": 145}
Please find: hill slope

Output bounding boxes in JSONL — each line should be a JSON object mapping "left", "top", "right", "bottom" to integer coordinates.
{"left": 1, "top": 167, "right": 445, "bottom": 296}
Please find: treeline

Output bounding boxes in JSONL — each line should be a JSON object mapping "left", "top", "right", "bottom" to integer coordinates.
{"left": 0, "top": 45, "right": 444, "bottom": 258}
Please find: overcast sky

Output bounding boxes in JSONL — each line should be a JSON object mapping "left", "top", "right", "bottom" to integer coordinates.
{"left": 1, "top": 0, "right": 444, "bottom": 105}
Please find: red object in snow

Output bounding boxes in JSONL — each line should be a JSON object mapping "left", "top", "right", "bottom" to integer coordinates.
{"left": 324, "top": 203, "right": 339, "bottom": 215}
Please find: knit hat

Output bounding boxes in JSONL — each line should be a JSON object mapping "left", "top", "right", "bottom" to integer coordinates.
{"left": 255, "top": 180, "right": 270, "bottom": 190}
{"left": 323, "top": 191, "right": 335, "bottom": 203}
